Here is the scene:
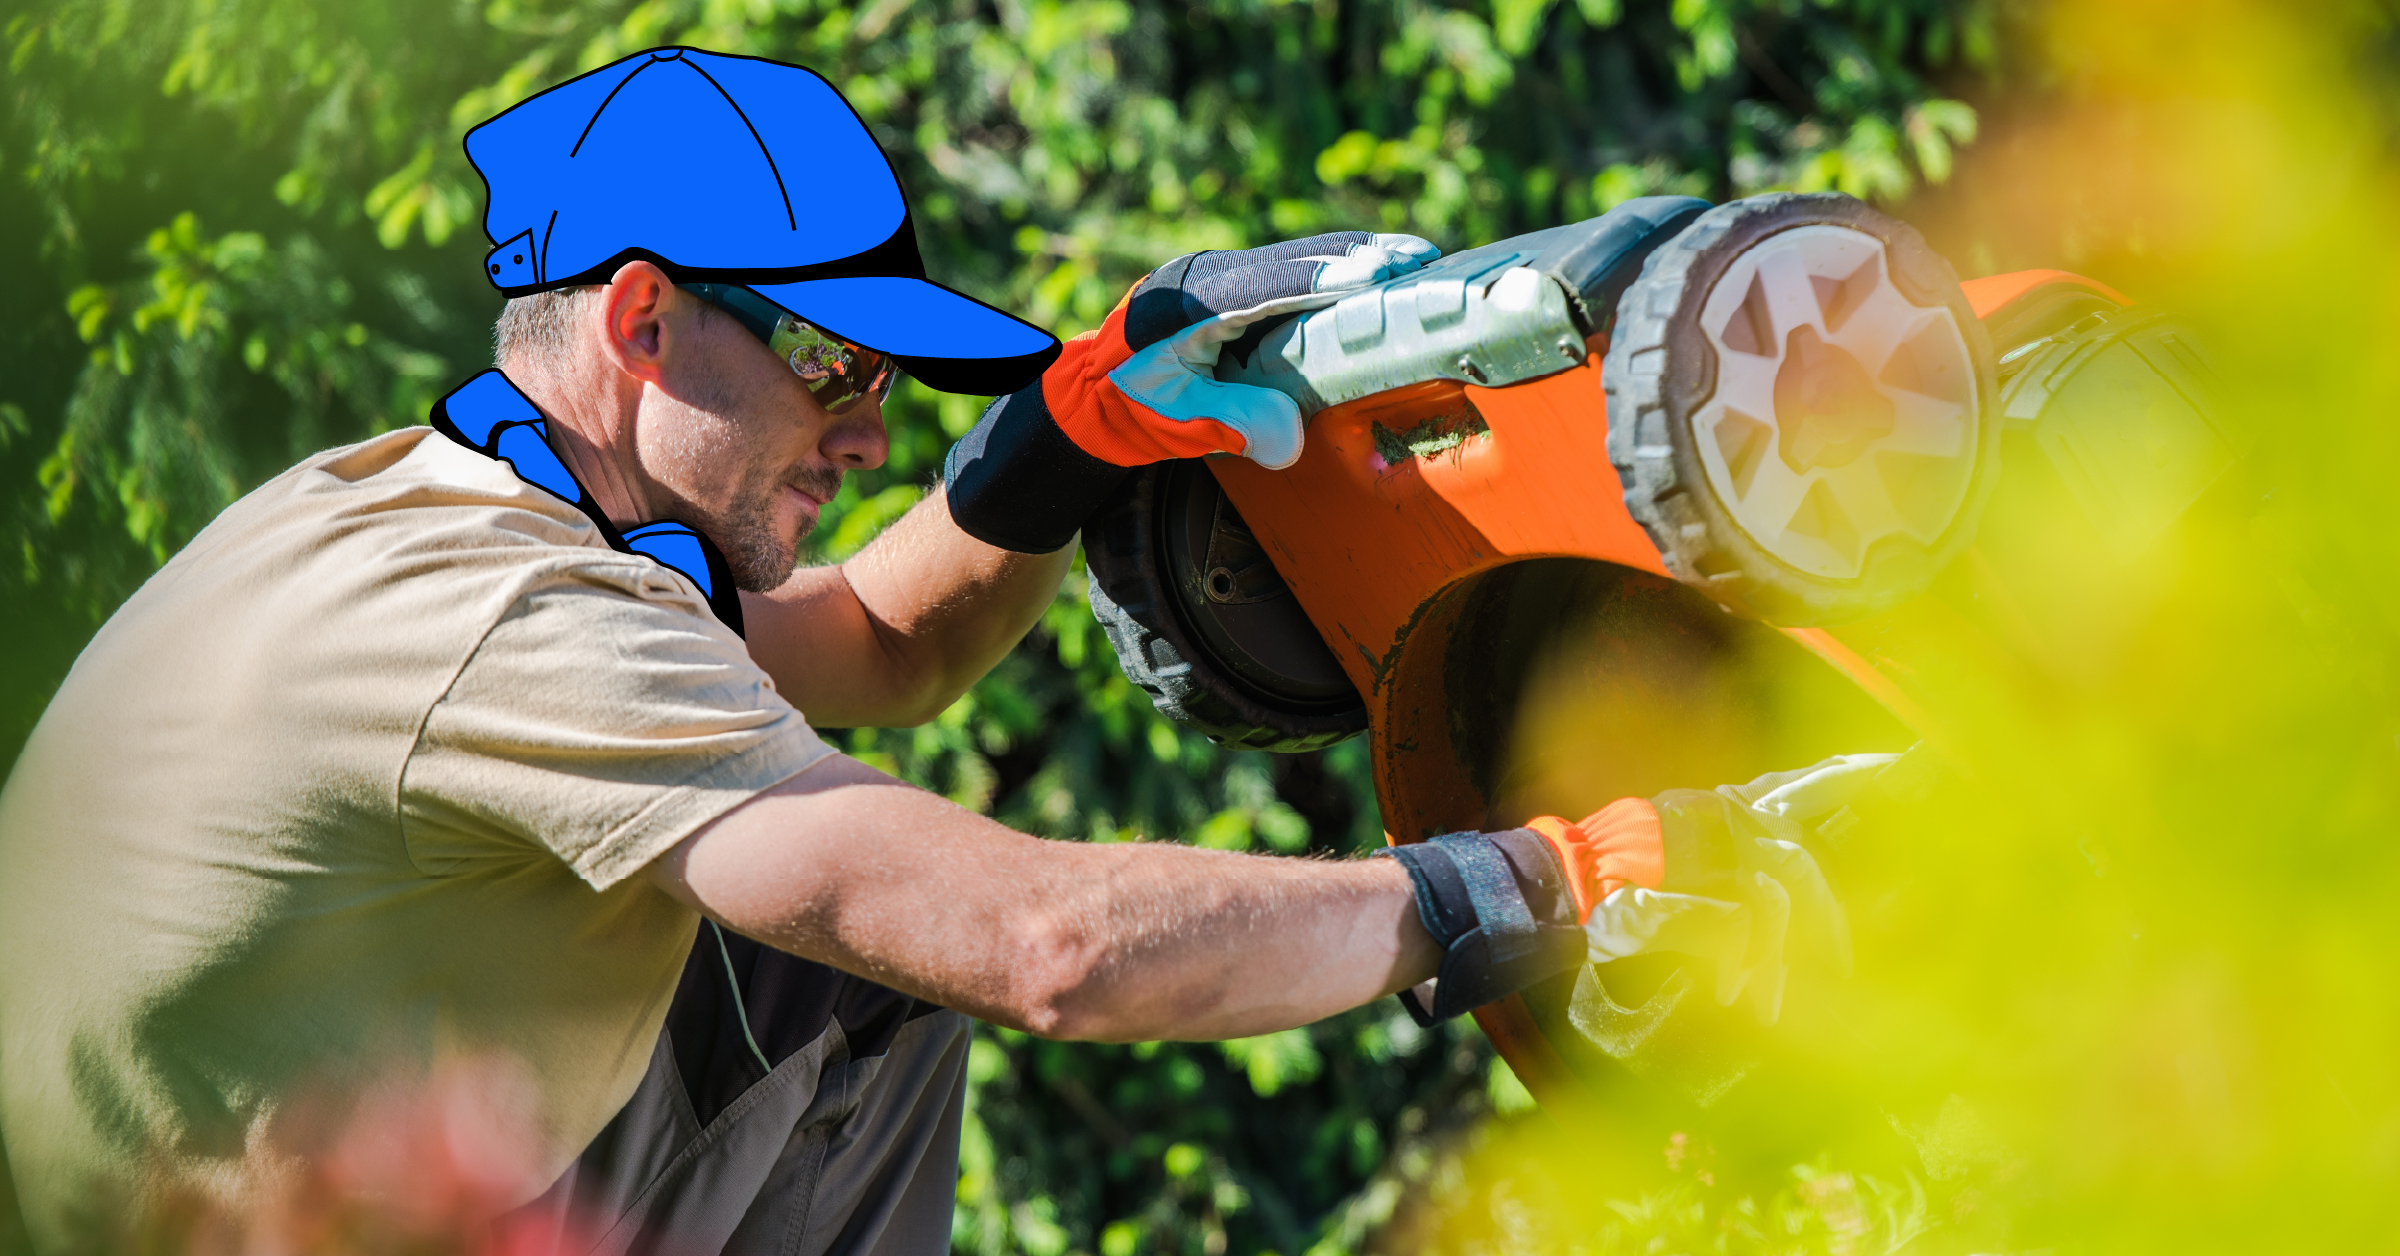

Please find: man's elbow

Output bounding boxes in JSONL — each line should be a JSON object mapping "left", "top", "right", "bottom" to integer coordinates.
{"left": 863, "top": 638, "right": 973, "bottom": 728}
{"left": 865, "top": 682, "right": 964, "bottom": 730}
{"left": 821, "top": 657, "right": 966, "bottom": 730}
{"left": 993, "top": 914, "right": 1146, "bottom": 1042}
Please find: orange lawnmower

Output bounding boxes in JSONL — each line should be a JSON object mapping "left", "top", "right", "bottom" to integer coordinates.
{"left": 1078, "top": 192, "right": 2239, "bottom": 1106}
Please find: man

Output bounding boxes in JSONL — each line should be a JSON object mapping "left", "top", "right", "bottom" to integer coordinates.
{"left": 0, "top": 48, "right": 1834, "bottom": 1255}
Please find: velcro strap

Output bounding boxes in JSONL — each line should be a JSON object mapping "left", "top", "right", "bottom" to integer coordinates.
{"left": 1381, "top": 831, "right": 1585, "bottom": 1024}
{"left": 1426, "top": 831, "right": 1539, "bottom": 966}
{"left": 1378, "top": 841, "right": 1477, "bottom": 946}
{"left": 1426, "top": 923, "right": 1587, "bottom": 1022}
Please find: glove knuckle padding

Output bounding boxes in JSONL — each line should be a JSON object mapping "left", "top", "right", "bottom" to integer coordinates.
{"left": 1186, "top": 260, "right": 1340, "bottom": 318}
{"left": 1200, "top": 232, "right": 1372, "bottom": 268}
{"left": 1123, "top": 233, "right": 1441, "bottom": 351}
{"left": 1125, "top": 248, "right": 1330, "bottom": 350}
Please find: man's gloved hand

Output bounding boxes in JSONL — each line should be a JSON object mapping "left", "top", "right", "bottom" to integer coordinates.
{"left": 1378, "top": 753, "right": 1895, "bottom": 1028}
{"left": 944, "top": 232, "right": 1438, "bottom": 553}
{"left": 1579, "top": 754, "right": 1891, "bottom": 1026}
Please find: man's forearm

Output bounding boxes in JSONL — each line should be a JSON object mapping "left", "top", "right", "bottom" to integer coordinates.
{"left": 1005, "top": 832, "right": 1433, "bottom": 1041}
{"left": 840, "top": 484, "right": 1072, "bottom": 717}
{"left": 648, "top": 756, "right": 1440, "bottom": 1041}
{"left": 743, "top": 485, "right": 1073, "bottom": 727}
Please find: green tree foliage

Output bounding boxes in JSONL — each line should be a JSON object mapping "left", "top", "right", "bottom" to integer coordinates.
{"left": 2, "top": 1, "right": 1997, "bottom": 1251}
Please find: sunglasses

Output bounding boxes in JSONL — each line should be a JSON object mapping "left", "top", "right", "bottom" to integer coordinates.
{"left": 680, "top": 283, "right": 899, "bottom": 415}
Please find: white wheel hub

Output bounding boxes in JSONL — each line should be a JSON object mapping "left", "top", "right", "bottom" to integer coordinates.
{"left": 1690, "top": 225, "right": 1982, "bottom": 580}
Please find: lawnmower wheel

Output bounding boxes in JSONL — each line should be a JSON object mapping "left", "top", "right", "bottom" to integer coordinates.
{"left": 1083, "top": 461, "right": 1367, "bottom": 753}
{"left": 1603, "top": 192, "right": 2000, "bottom": 626}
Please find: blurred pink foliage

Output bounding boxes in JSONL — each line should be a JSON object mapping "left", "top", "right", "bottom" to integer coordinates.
{"left": 56, "top": 1053, "right": 610, "bottom": 1256}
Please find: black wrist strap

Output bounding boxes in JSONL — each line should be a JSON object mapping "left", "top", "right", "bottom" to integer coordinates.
{"left": 942, "top": 381, "right": 1129, "bottom": 554}
{"left": 1378, "top": 830, "right": 1587, "bottom": 1026}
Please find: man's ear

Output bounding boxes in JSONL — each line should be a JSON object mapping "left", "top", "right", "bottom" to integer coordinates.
{"left": 596, "top": 260, "right": 681, "bottom": 386}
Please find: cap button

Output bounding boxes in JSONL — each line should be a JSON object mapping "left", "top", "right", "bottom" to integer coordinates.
{"left": 649, "top": 47, "right": 683, "bottom": 61}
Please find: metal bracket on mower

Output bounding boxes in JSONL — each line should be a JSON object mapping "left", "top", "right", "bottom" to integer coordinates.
{"left": 1216, "top": 195, "right": 1713, "bottom": 415}
{"left": 1217, "top": 253, "right": 1585, "bottom": 411}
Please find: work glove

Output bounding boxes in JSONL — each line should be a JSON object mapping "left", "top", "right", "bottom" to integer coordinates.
{"left": 1379, "top": 753, "right": 1893, "bottom": 1028}
{"left": 1581, "top": 754, "right": 1889, "bottom": 1025}
{"left": 943, "top": 232, "right": 1439, "bottom": 553}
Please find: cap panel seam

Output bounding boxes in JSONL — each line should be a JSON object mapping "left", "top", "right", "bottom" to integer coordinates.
{"left": 569, "top": 58, "right": 655, "bottom": 158}
{"left": 679, "top": 58, "right": 797, "bottom": 231}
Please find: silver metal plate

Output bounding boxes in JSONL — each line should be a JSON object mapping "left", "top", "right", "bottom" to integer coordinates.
{"left": 1214, "top": 251, "right": 1587, "bottom": 414}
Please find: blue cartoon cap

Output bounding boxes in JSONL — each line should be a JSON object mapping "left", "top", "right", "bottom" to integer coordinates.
{"left": 465, "top": 46, "right": 1059, "bottom": 395}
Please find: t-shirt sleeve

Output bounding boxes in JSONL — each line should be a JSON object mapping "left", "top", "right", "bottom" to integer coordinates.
{"left": 401, "top": 559, "right": 835, "bottom": 889}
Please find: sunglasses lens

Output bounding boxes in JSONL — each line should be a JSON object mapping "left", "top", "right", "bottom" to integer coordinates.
{"left": 771, "top": 314, "right": 896, "bottom": 414}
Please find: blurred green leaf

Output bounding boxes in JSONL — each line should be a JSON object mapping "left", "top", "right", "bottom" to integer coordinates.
{"left": 1220, "top": 1028, "right": 1323, "bottom": 1098}
{"left": 1486, "top": 1056, "right": 1535, "bottom": 1116}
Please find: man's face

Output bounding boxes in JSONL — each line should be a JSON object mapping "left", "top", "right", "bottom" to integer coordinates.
{"left": 633, "top": 292, "right": 890, "bottom": 592}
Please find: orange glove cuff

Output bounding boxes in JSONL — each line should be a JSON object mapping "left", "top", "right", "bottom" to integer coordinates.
{"left": 1526, "top": 797, "right": 1665, "bottom": 922}
{"left": 1038, "top": 304, "right": 1249, "bottom": 466}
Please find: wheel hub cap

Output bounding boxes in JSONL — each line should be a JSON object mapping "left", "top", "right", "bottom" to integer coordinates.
{"left": 1774, "top": 324, "right": 1894, "bottom": 472}
{"left": 1690, "top": 224, "right": 1981, "bottom": 580}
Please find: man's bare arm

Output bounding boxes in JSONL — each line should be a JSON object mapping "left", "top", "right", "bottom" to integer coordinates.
{"left": 740, "top": 484, "right": 1072, "bottom": 729}
{"left": 645, "top": 755, "right": 1441, "bottom": 1042}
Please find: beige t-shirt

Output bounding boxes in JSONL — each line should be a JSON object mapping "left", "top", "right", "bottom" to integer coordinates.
{"left": 0, "top": 427, "right": 833, "bottom": 1247}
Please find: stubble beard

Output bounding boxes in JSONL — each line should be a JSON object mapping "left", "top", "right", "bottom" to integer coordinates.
{"left": 698, "top": 452, "right": 845, "bottom": 593}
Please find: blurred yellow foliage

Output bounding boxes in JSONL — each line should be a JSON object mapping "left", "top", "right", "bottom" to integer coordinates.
{"left": 1429, "top": 3, "right": 2400, "bottom": 1251}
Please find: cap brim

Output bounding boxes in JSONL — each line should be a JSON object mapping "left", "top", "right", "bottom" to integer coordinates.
{"left": 748, "top": 276, "right": 1060, "bottom": 396}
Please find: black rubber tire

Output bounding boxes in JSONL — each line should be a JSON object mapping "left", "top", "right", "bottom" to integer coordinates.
{"left": 1602, "top": 192, "right": 2000, "bottom": 627}
{"left": 1083, "top": 463, "right": 1367, "bottom": 754}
